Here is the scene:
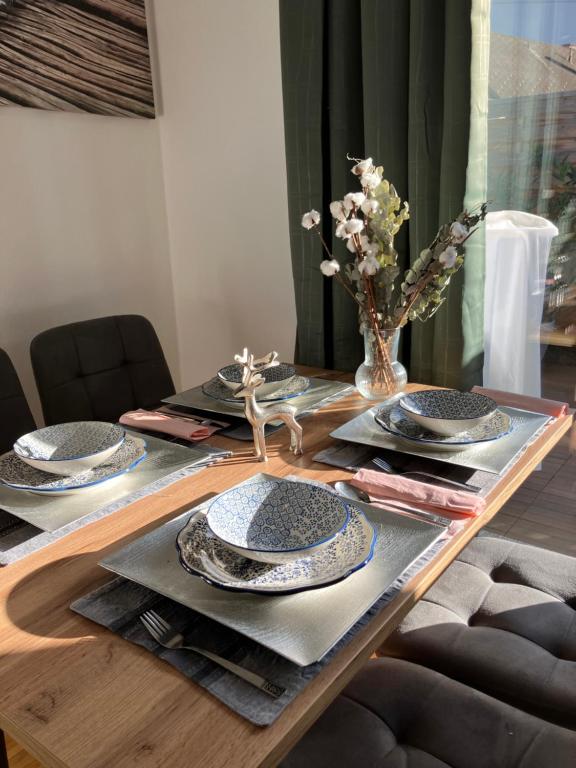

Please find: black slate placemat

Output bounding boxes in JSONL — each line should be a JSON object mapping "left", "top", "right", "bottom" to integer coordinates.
{"left": 71, "top": 535, "right": 446, "bottom": 726}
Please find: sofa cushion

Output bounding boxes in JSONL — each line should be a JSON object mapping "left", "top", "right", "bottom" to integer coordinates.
{"left": 282, "top": 658, "right": 576, "bottom": 768}
{"left": 382, "top": 535, "right": 576, "bottom": 728}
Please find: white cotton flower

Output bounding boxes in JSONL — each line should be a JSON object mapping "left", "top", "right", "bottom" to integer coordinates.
{"left": 347, "top": 235, "right": 378, "bottom": 255}
{"left": 439, "top": 245, "right": 458, "bottom": 268}
{"left": 346, "top": 234, "right": 366, "bottom": 253}
{"left": 358, "top": 254, "right": 380, "bottom": 276}
{"left": 335, "top": 221, "right": 347, "bottom": 239}
{"left": 329, "top": 201, "right": 348, "bottom": 222}
{"left": 346, "top": 237, "right": 359, "bottom": 254}
{"left": 360, "top": 171, "right": 382, "bottom": 190}
{"left": 343, "top": 218, "right": 364, "bottom": 236}
{"left": 320, "top": 259, "right": 340, "bottom": 276}
{"left": 450, "top": 221, "right": 468, "bottom": 243}
{"left": 301, "top": 209, "right": 321, "bottom": 229}
{"left": 348, "top": 235, "right": 364, "bottom": 253}
{"left": 351, "top": 157, "right": 373, "bottom": 176}
{"left": 344, "top": 191, "right": 366, "bottom": 209}
{"left": 361, "top": 198, "right": 379, "bottom": 216}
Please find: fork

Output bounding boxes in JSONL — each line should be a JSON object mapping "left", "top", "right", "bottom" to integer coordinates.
{"left": 140, "top": 610, "right": 286, "bottom": 699}
{"left": 371, "top": 456, "right": 481, "bottom": 493}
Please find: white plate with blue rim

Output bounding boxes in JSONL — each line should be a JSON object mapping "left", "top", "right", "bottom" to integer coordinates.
{"left": 14, "top": 421, "right": 125, "bottom": 476}
{"left": 202, "top": 374, "right": 311, "bottom": 406}
{"left": 176, "top": 504, "right": 376, "bottom": 595}
{"left": 0, "top": 435, "right": 147, "bottom": 495}
{"left": 217, "top": 361, "right": 296, "bottom": 397}
{"left": 375, "top": 405, "right": 512, "bottom": 452}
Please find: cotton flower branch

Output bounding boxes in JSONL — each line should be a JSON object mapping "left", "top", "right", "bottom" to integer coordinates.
{"left": 300, "top": 157, "right": 488, "bottom": 383}
{"left": 394, "top": 203, "right": 489, "bottom": 326}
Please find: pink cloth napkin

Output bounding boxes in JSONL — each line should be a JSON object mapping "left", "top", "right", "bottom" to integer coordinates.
{"left": 351, "top": 468, "right": 485, "bottom": 517}
{"left": 119, "top": 410, "right": 219, "bottom": 442}
{"left": 472, "top": 386, "right": 569, "bottom": 418}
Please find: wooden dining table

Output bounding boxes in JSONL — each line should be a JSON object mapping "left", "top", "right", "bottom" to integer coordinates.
{"left": 0, "top": 368, "right": 572, "bottom": 768}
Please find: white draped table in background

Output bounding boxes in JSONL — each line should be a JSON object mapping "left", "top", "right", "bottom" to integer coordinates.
{"left": 483, "top": 210, "right": 558, "bottom": 397}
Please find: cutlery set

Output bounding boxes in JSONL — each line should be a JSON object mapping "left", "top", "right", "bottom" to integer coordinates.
{"left": 333, "top": 481, "right": 452, "bottom": 527}
{"left": 369, "top": 456, "right": 481, "bottom": 493}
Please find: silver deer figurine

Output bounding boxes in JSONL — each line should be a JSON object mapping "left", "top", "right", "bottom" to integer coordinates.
{"left": 234, "top": 349, "right": 303, "bottom": 462}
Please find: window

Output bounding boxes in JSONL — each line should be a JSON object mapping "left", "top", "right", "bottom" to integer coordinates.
{"left": 488, "top": 0, "right": 576, "bottom": 403}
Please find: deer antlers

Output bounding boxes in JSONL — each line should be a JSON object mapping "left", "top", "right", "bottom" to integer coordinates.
{"left": 233, "top": 348, "right": 280, "bottom": 391}
{"left": 234, "top": 348, "right": 279, "bottom": 372}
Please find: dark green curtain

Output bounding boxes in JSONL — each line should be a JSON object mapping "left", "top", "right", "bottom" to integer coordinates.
{"left": 280, "top": 0, "right": 488, "bottom": 388}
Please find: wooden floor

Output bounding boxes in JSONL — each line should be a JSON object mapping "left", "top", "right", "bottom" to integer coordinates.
{"left": 5, "top": 371, "right": 575, "bottom": 768}
{"left": 485, "top": 430, "right": 576, "bottom": 555}
{"left": 5, "top": 735, "right": 40, "bottom": 768}
{"left": 487, "top": 358, "right": 576, "bottom": 557}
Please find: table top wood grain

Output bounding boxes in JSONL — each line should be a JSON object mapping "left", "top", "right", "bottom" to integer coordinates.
{"left": 0, "top": 369, "right": 572, "bottom": 768}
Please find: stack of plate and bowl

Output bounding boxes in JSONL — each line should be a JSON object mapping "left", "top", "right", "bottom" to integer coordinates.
{"left": 176, "top": 478, "right": 376, "bottom": 594}
{"left": 375, "top": 389, "right": 512, "bottom": 452}
{"left": 0, "top": 422, "right": 147, "bottom": 495}
{"left": 201, "top": 362, "right": 311, "bottom": 407}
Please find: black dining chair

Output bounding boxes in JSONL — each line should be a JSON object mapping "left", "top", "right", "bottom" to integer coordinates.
{"left": 0, "top": 348, "right": 36, "bottom": 454}
{"left": 30, "top": 315, "right": 176, "bottom": 425}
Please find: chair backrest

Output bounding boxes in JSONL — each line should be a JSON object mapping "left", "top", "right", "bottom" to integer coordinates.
{"left": 30, "top": 315, "right": 176, "bottom": 425}
{"left": 0, "top": 348, "right": 36, "bottom": 453}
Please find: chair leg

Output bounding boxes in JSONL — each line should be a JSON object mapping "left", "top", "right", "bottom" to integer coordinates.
{"left": 0, "top": 729, "right": 8, "bottom": 768}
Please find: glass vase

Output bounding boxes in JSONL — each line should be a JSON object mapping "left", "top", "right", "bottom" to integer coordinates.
{"left": 355, "top": 328, "right": 407, "bottom": 401}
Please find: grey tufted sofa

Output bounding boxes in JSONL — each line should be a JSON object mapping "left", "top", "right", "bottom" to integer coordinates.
{"left": 281, "top": 657, "right": 576, "bottom": 768}
{"left": 381, "top": 535, "right": 576, "bottom": 729}
{"left": 283, "top": 535, "right": 576, "bottom": 766}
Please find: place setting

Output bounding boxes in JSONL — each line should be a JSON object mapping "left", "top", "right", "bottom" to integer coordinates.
{"left": 162, "top": 355, "right": 354, "bottom": 440}
{"left": 329, "top": 387, "right": 553, "bottom": 476}
{"left": 0, "top": 420, "right": 230, "bottom": 565}
{"left": 1, "top": 421, "right": 146, "bottom": 496}
{"left": 72, "top": 473, "right": 445, "bottom": 724}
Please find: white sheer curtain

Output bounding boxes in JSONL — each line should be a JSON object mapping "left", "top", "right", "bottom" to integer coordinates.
{"left": 483, "top": 211, "right": 558, "bottom": 395}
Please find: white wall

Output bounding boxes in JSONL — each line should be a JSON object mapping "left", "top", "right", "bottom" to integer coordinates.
{"left": 0, "top": 0, "right": 295, "bottom": 424}
{"left": 0, "top": 107, "right": 179, "bottom": 422}
{"left": 151, "top": 0, "right": 296, "bottom": 386}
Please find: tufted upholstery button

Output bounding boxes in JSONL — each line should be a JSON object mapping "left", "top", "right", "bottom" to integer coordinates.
{"left": 382, "top": 536, "right": 576, "bottom": 728}
{"left": 0, "top": 348, "right": 36, "bottom": 453}
{"left": 281, "top": 658, "right": 576, "bottom": 768}
{"left": 30, "top": 315, "right": 175, "bottom": 425}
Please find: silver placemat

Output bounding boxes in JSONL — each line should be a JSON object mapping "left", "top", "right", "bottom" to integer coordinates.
{"left": 163, "top": 378, "right": 354, "bottom": 421}
{"left": 99, "top": 473, "right": 443, "bottom": 666}
{"left": 330, "top": 405, "right": 551, "bottom": 475}
{"left": 0, "top": 434, "right": 225, "bottom": 533}
{"left": 0, "top": 437, "right": 230, "bottom": 565}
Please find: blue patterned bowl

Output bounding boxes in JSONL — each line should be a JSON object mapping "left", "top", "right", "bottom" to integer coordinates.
{"left": 14, "top": 421, "right": 125, "bottom": 476}
{"left": 217, "top": 362, "right": 296, "bottom": 397}
{"left": 399, "top": 390, "right": 497, "bottom": 437}
{"left": 206, "top": 479, "right": 350, "bottom": 564}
